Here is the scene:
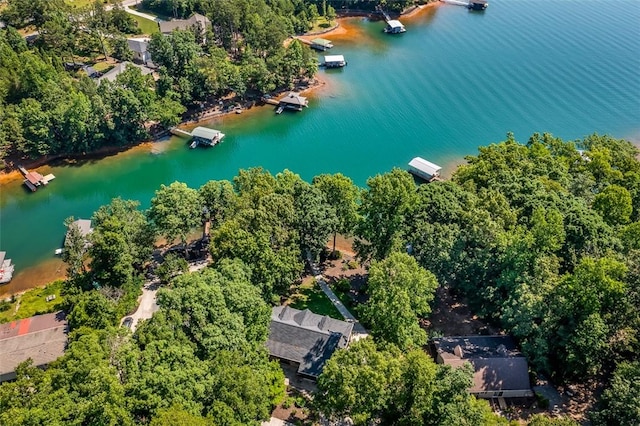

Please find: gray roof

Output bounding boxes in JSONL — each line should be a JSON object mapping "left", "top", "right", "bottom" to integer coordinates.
{"left": 126, "top": 37, "right": 150, "bottom": 53}
{"left": 96, "top": 62, "right": 153, "bottom": 84}
{"left": 432, "top": 335, "right": 532, "bottom": 392}
{"left": 159, "top": 13, "right": 211, "bottom": 34}
{"left": 191, "top": 126, "right": 223, "bottom": 141}
{"left": 267, "top": 306, "right": 353, "bottom": 378}
{"left": 0, "top": 312, "right": 68, "bottom": 382}
{"left": 408, "top": 157, "right": 441, "bottom": 178}
{"left": 280, "top": 92, "right": 308, "bottom": 107}
{"left": 71, "top": 219, "right": 93, "bottom": 238}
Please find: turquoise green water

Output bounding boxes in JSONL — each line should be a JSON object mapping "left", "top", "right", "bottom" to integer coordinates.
{"left": 1, "top": 0, "right": 639, "bottom": 292}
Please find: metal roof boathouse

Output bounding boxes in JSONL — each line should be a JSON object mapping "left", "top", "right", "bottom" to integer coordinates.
{"left": 189, "top": 127, "right": 225, "bottom": 148}
{"left": 323, "top": 55, "right": 347, "bottom": 68}
{"left": 408, "top": 157, "right": 442, "bottom": 182}
{"left": 384, "top": 20, "right": 406, "bottom": 34}
{"left": 310, "top": 38, "right": 334, "bottom": 51}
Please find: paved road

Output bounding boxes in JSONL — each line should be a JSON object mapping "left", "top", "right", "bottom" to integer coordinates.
{"left": 126, "top": 280, "right": 160, "bottom": 332}
{"left": 123, "top": 260, "right": 208, "bottom": 331}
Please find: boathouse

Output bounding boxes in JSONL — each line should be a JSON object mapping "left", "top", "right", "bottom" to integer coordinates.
{"left": 430, "top": 336, "right": 533, "bottom": 399}
{"left": 323, "top": 55, "right": 347, "bottom": 68}
{"left": 310, "top": 38, "right": 333, "bottom": 51}
{"left": 468, "top": 0, "right": 488, "bottom": 10}
{"left": 384, "top": 20, "right": 406, "bottom": 34}
{"left": 279, "top": 92, "right": 309, "bottom": 111}
{"left": 0, "top": 251, "right": 14, "bottom": 284}
{"left": 408, "top": 157, "right": 442, "bottom": 182}
{"left": 190, "top": 126, "right": 225, "bottom": 148}
{"left": 266, "top": 306, "right": 353, "bottom": 380}
{"left": 19, "top": 166, "right": 55, "bottom": 192}
{"left": 64, "top": 219, "right": 93, "bottom": 249}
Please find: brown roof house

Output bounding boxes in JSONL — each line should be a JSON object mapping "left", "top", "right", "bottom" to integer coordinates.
{"left": 0, "top": 312, "right": 69, "bottom": 382}
{"left": 267, "top": 306, "right": 353, "bottom": 380}
{"left": 431, "top": 335, "right": 534, "bottom": 399}
{"left": 158, "top": 13, "right": 211, "bottom": 42}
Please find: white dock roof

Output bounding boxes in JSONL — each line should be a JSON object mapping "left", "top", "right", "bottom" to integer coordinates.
{"left": 191, "top": 126, "right": 222, "bottom": 140}
{"left": 387, "top": 20, "right": 404, "bottom": 29}
{"left": 408, "top": 157, "right": 442, "bottom": 176}
{"left": 324, "top": 55, "right": 345, "bottom": 63}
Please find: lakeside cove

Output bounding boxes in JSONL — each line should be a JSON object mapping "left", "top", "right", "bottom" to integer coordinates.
{"left": 1, "top": 0, "right": 639, "bottom": 296}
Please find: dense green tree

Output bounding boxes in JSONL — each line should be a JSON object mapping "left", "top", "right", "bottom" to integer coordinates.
{"left": 148, "top": 182, "right": 203, "bottom": 256}
{"left": 591, "top": 361, "right": 640, "bottom": 426}
{"left": 593, "top": 184, "right": 633, "bottom": 226}
{"left": 355, "top": 168, "right": 417, "bottom": 261}
{"left": 316, "top": 339, "right": 504, "bottom": 426}
{"left": 313, "top": 173, "right": 360, "bottom": 254}
{"left": 62, "top": 216, "right": 89, "bottom": 279}
{"left": 361, "top": 252, "right": 438, "bottom": 350}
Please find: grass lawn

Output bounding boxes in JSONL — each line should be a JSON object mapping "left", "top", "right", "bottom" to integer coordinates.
{"left": 130, "top": 15, "right": 160, "bottom": 36}
{"left": 288, "top": 277, "right": 342, "bottom": 319}
{"left": 0, "top": 280, "right": 65, "bottom": 324}
{"left": 65, "top": 0, "right": 97, "bottom": 10}
{"left": 308, "top": 17, "right": 335, "bottom": 34}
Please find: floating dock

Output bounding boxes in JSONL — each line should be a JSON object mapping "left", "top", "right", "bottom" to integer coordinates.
{"left": 408, "top": 157, "right": 442, "bottom": 182}
{"left": 18, "top": 166, "right": 55, "bottom": 192}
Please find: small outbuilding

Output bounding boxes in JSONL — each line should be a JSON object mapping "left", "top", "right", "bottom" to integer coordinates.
{"left": 279, "top": 92, "right": 309, "bottom": 111}
{"left": 384, "top": 20, "right": 406, "bottom": 34}
{"left": 311, "top": 38, "right": 334, "bottom": 51}
{"left": 324, "top": 54, "right": 347, "bottom": 68}
{"left": 430, "top": 335, "right": 534, "bottom": 399}
{"left": 408, "top": 157, "right": 442, "bottom": 182}
{"left": 127, "top": 37, "right": 153, "bottom": 65}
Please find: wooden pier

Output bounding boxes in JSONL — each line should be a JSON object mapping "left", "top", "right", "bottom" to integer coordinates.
{"left": 170, "top": 126, "right": 225, "bottom": 149}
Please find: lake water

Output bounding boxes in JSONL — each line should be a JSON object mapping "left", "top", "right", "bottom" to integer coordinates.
{"left": 1, "top": 0, "right": 639, "bottom": 295}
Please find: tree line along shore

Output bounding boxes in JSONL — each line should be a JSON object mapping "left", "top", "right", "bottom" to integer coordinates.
{"left": 0, "top": 0, "right": 435, "bottom": 176}
{"left": 1, "top": 133, "right": 638, "bottom": 425}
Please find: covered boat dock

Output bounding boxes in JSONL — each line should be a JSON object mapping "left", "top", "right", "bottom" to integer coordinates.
{"left": 323, "top": 55, "right": 347, "bottom": 68}
{"left": 408, "top": 157, "right": 442, "bottom": 182}
{"left": 278, "top": 92, "right": 309, "bottom": 112}
{"left": 311, "top": 38, "right": 334, "bottom": 51}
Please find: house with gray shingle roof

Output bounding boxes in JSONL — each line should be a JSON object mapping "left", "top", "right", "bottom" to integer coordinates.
{"left": 430, "top": 335, "right": 534, "bottom": 399}
{"left": 267, "top": 306, "right": 353, "bottom": 379}
{"left": 158, "top": 13, "right": 210, "bottom": 42}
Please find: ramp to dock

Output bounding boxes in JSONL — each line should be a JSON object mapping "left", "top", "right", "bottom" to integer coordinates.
{"left": 170, "top": 128, "right": 193, "bottom": 139}
{"left": 441, "top": 0, "right": 469, "bottom": 6}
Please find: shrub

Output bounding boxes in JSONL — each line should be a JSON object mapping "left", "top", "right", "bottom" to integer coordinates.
{"left": 535, "top": 392, "right": 550, "bottom": 409}
{"left": 334, "top": 278, "right": 351, "bottom": 293}
{"left": 347, "top": 259, "right": 359, "bottom": 270}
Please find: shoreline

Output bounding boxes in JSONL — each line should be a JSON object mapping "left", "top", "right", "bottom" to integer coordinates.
{"left": 0, "top": 1, "right": 442, "bottom": 185}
